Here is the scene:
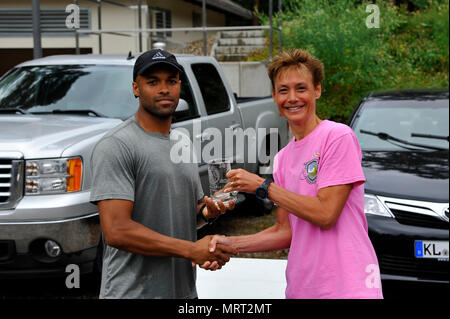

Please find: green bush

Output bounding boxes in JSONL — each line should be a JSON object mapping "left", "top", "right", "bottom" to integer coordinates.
{"left": 250, "top": 0, "right": 449, "bottom": 123}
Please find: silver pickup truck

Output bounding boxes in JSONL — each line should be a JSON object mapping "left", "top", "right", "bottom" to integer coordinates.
{"left": 0, "top": 54, "right": 288, "bottom": 277}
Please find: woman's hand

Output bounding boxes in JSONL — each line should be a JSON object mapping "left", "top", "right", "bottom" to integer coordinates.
{"left": 224, "top": 169, "right": 265, "bottom": 194}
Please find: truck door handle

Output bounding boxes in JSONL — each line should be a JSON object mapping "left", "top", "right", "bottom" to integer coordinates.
{"left": 195, "top": 132, "right": 211, "bottom": 141}
{"left": 228, "top": 123, "right": 241, "bottom": 131}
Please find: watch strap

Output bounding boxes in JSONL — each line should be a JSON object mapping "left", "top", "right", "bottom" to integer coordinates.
{"left": 255, "top": 178, "right": 272, "bottom": 200}
{"left": 262, "top": 178, "right": 272, "bottom": 189}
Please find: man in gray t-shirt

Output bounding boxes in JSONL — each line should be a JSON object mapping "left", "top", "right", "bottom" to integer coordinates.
{"left": 90, "top": 49, "right": 236, "bottom": 299}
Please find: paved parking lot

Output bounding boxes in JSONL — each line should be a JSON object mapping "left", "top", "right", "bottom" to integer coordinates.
{"left": 0, "top": 209, "right": 448, "bottom": 299}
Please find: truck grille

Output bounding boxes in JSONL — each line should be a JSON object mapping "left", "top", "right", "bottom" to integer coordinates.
{"left": 0, "top": 156, "right": 24, "bottom": 210}
{"left": 0, "top": 159, "right": 12, "bottom": 203}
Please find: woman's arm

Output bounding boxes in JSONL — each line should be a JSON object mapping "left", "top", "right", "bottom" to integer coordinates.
{"left": 208, "top": 206, "right": 292, "bottom": 254}
{"left": 267, "top": 182, "right": 352, "bottom": 230}
{"left": 224, "top": 169, "right": 352, "bottom": 230}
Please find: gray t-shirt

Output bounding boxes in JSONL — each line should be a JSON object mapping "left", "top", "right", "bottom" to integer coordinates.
{"left": 90, "top": 116, "right": 204, "bottom": 299}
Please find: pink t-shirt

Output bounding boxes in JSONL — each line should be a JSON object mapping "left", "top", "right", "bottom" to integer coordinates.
{"left": 273, "top": 120, "right": 383, "bottom": 299}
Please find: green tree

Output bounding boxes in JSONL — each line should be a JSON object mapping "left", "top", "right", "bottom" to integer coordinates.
{"left": 249, "top": 0, "right": 449, "bottom": 123}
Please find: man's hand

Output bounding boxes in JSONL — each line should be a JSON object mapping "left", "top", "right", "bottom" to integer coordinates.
{"left": 189, "top": 235, "right": 237, "bottom": 269}
{"left": 195, "top": 235, "right": 237, "bottom": 271}
{"left": 202, "top": 196, "right": 235, "bottom": 219}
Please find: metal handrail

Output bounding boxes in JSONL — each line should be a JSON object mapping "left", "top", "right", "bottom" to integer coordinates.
{"left": 75, "top": 25, "right": 273, "bottom": 34}
{"left": 75, "top": 25, "right": 280, "bottom": 58}
{"left": 32, "top": 0, "right": 282, "bottom": 60}
{"left": 70, "top": 0, "right": 282, "bottom": 59}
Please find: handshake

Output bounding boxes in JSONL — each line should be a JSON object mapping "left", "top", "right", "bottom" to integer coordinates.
{"left": 190, "top": 235, "right": 236, "bottom": 271}
{"left": 188, "top": 193, "right": 238, "bottom": 270}
{"left": 188, "top": 167, "right": 265, "bottom": 270}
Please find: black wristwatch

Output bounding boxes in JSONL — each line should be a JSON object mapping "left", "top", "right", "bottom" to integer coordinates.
{"left": 255, "top": 178, "right": 272, "bottom": 200}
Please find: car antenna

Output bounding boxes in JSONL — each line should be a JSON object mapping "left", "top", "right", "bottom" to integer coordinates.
{"left": 127, "top": 51, "right": 134, "bottom": 60}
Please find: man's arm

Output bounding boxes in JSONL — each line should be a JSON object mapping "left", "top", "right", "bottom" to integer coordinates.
{"left": 98, "top": 199, "right": 237, "bottom": 266}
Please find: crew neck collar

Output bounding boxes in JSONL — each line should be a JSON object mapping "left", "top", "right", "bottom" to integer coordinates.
{"left": 132, "top": 115, "right": 170, "bottom": 140}
{"left": 291, "top": 120, "right": 328, "bottom": 147}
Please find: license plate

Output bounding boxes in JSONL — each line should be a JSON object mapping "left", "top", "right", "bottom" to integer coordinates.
{"left": 415, "top": 240, "right": 449, "bottom": 260}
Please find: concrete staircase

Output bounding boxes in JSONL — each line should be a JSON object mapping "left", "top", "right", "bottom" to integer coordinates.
{"left": 212, "top": 30, "right": 266, "bottom": 61}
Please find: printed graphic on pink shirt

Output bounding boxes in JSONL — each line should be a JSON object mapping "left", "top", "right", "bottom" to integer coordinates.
{"left": 302, "top": 152, "right": 320, "bottom": 184}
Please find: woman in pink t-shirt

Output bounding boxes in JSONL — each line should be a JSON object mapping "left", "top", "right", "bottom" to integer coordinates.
{"left": 209, "top": 49, "right": 383, "bottom": 299}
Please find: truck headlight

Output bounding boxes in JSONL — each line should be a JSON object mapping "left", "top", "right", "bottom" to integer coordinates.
{"left": 25, "top": 157, "right": 82, "bottom": 195}
{"left": 364, "top": 194, "right": 394, "bottom": 218}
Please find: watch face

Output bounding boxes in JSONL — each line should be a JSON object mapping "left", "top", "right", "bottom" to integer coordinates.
{"left": 256, "top": 187, "right": 267, "bottom": 199}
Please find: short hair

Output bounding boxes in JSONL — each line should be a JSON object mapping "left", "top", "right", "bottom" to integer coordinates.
{"left": 268, "top": 49, "right": 324, "bottom": 89}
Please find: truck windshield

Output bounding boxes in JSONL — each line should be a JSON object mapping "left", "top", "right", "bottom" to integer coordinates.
{"left": 0, "top": 65, "right": 139, "bottom": 119}
{"left": 353, "top": 98, "right": 449, "bottom": 151}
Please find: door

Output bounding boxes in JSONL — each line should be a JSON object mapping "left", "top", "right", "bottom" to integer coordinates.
{"left": 190, "top": 63, "right": 244, "bottom": 170}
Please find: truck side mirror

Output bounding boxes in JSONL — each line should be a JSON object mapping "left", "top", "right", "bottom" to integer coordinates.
{"left": 175, "top": 98, "right": 189, "bottom": 113}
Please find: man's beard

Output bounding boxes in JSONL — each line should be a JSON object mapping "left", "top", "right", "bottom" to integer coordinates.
{"left": 141, "top": 97, "right": 178, "bottom": 119}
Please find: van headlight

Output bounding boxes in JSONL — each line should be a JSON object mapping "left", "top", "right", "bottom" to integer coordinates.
{"left": 364, "top": 194, "right": 394, "bottom": 217}
{"left": 25, "top": 157, "right": 82, "bottom": 195}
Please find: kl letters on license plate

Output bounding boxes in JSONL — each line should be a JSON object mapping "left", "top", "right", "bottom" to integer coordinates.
{"left": 415, "top": 240, "right": 449, "bottom": 259}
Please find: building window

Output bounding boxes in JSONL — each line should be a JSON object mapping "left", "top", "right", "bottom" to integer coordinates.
{"left": 192, "top": 12, "right": 202, "bottom": 27}
{"left": 0, "top": 8, "right": 91, "bottom": 37}
{"left": 153, "top": 8, "right": 171, "bottom": 38}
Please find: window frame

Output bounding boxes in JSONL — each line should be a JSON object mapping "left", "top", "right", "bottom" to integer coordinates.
{"left": 190, "top": 63, "right": 231, "bottom": 116}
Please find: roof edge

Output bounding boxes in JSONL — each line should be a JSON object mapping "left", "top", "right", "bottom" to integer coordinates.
{"left": 187, "top": 0, "right": 253, "bottom": 20}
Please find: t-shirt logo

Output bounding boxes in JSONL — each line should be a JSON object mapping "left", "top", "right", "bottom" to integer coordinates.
{"left": 152, "top": 51, "right": 166, "bottom": 60}
{"left": 303, "top": 152, "right": 320, "bottom": 184}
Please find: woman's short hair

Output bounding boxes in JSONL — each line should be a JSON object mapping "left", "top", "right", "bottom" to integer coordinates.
{"left": 268, "top": 49, "right": 324, "bottom": 89}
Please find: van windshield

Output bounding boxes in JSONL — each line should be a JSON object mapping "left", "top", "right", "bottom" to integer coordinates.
{"left": 0, "top": 65, "right": 139, "bottom": 119}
